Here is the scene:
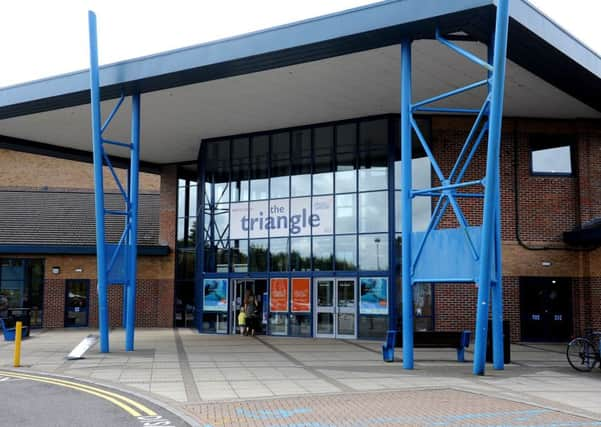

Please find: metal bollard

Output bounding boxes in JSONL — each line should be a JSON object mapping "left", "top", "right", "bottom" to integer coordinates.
{"left": 13, "top": 321, "right": 22, "bottom": 367}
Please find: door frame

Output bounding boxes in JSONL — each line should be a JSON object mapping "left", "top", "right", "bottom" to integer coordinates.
{"left": 313, "top": 277, "right": 357, "bottom": 339}
{"left": 64, "top": 279, "right": 90, "bottom": 327}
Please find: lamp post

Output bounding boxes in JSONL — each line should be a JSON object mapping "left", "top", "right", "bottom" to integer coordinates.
{"left": 374, "top": 237, "right": 381, "bottom": 270}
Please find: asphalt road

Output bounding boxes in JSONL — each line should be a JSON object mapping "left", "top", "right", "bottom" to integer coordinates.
{"left": 0, "top": 370, "right": 190, "bottom": 427}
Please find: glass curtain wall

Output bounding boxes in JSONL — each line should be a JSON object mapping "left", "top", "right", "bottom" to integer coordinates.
{"left": 175, "top": 173, "right": 198, "bottom": 327}
{"left": 199, "top": 115, "right": 434, "bottom": 338}
{"left": 0, "top": 258, "right": 44, "bottom": 327}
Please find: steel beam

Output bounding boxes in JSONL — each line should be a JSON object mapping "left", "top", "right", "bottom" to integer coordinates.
{"left": 473, "top": 0, "right": 510, "bottom": 375}
{"left": 400, "top": 38, "right": 414, "bottom": 369}
{"left": 88, "top": 11, "right": 109, "bottom": 353}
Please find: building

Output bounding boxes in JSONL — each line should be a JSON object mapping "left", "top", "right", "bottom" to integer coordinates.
{"left": 0, "top": 0, "right": 599, "bottom": 342}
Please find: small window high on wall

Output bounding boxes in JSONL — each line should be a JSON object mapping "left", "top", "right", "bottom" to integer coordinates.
{"left": 530, "top": 135, "right": 575, "bottom": 176}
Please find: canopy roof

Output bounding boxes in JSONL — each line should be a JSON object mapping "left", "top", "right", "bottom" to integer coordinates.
{"left": 0, "top": 0, "right": 599, "bottom": 165}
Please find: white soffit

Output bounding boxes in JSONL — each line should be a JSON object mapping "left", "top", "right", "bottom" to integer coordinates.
{"left": 0, "top": 41, "right": 598, "bottom": 164}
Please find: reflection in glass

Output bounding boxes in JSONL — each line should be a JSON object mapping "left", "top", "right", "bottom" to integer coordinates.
{"left": 359, "top": 234, "right": 388, "bottom": 271}
{"left": 336, "top": 123, "right": 357, "bottom": 194}
{"left": 317, "top": 280, "right": 334, "bottom": 307}
{"left": 291, "top": 174, "right": 311, "bottom": 197}
{"left": 270, "top": 176, "right": 289, "bottom": 199}
{"left": 335, "top": 194, "right": 356, "bottom": 234}
{"left": 313, "top": 172, "right": 333, "bottom": 195}
{"left": 312, "top": 236, "right": 333, "bottom": 271}
{"left": 249, "top": 239, "right": 268, "bottom": 272}
{"left": 270, "top": 238, "right": 289, "bottom": 272}
{"left": 289, "top": 314, "right": 312, "bottom": 337}
{"left": 271, "top": 132, "right": 290, "bottom": 198}
{"left": 337, "top": 313, "right": 355, "bottom": 336}
{"left": 317, "top": 313, "right": 334, "bottom": 334}
{"left": 313, "top": 126, "right": 334, "bottom": 195}
{"left": 531, "top": 145, "right": 572, "bottom": 174}
{"left": 358, "top": 315, "right": 388, "bottom": 339}
{"left": 178, "top": 185, "right": 186, "bottom": 217}
{"left": 188, "top": 184, "right": 198, "bottom": 217}
{"left": 359, "top": 191, "right": 388, "bottom": 233}
{"left": 231, "top": 240, "right": 248, "bottom": 272}
{"left": 337, "top": 280, "right": 355, "bottom": 307}
{"left": 290, "top": 237, "right": 311, "bottom": 271}
{"left": 359, "top": 167, "right": 388, "bottom": 191}
{"left": 396, "top": 192, "right": 431, "bottom": 233}
{"left": 359, "top": 119, "right": 388, "bottom": 191}
{"left": 250, "top": 179, "right": 269, "bottom": 200}
{"left": 335, "top": 235, "right": 356, "bottom": 270}
{"left": 269, "top": 313, "right": 288, "bottom": 335}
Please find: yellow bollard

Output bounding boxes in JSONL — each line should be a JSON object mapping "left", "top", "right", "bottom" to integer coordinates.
{"left": 13, "top": 321, "right": 22, "bottom": 368}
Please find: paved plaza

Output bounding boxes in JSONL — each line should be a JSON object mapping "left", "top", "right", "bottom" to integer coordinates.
{"left": 1, "top": 328, "right": 600, "bottom": 426}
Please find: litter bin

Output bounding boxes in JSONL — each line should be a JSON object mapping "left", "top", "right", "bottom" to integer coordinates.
{"left": 486, "top": 319, "right": 510, "bottom": 364}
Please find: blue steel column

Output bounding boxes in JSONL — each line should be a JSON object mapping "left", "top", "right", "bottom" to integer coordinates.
{"left": 88, "top": 11, "right": 109, "bottom": 353}
{"left": 401, "top": 38, "right": 414, "bottom": 369}
{"left": 126, "top": 93, "right": 141, "bottom": 351}
{"left": 473, "top": 0, "right": 510, "bottom": 375}
{"left": 488, "top": 36, "right": 505, "bottom": 371}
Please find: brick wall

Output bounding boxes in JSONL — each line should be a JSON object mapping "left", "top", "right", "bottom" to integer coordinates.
{"left": 429, "top": 117, "right": 601, "bottom": 341}
{"left": 0, "top": 148, "right": 159, "bottom": 192}
{"left": 434, "top": 277, "right": 521, "bottom": 342}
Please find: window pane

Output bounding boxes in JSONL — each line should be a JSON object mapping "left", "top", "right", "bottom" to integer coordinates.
{"left": 335, "top": 235, "right": 356, "bottom": 270}
{"left": 313, "top": 172, "right": 333, "bottom": 195}
{"left": 177, "top": 248, "right": 196, "bottom": 280}
{"left": 270, "top": 176, "right": 289, "bottom": 199}
{"left": 290, "top": 237, "right": 311, "bottom": 271}
{"left": 336, "top": 123, "right": 357, "bottom": 193}
{"left": 249, "top": 239, "right": 268, "bottom": 272}
{"left": 251, "top": 133, "right": 269, "bottom": 200}
{"left": 231, "top": 240, "right": 248, "bottom": 272}
{"left": 359, "top": 191, "right": 388, "bottom": 233}
{"left": 335, "top": 194, "right": 356, "bottom": 234}
{"left": 396, "top": 191, "right": 431, "bottom": 233}
{"left": 178, "top": 185, "right": 187, "bottom": 218}
{"left": 359, "top": 119, "right": 388, "bottom": 191}
{"left": 395, "top": 157, "right": 431, "bottom": 191}
{"left": 313, "top": 126, "right": 334, "bottom": 194}
{"left": 270, "top": 238, "right": 289, "bottom": 272}
{"left": 312, "top": 236, "right": 333, "bottom": 271}
{"left": 231, "top": 137, "right": 249, "bottom": 201}
{"left": 358, "top": 315, "right": 388, "bottom": 339}
{"left": 291, "top": 174, "right": 311, "bottom": 197}
{"left": 359, "top": 234, "right": 388, "bottom": 271}
{"left": 531, "top": 145, "right": 572, "bottom": 174}
{"left": 214, "top": 182, "right": 229, "bottom": 204}
{"left": 188, "top": 184, "right": 198, "bottom": 217}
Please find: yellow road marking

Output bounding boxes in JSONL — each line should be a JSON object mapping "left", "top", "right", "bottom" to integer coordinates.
{"left": 0, "top": 370, "right": 157, "bottom": 417}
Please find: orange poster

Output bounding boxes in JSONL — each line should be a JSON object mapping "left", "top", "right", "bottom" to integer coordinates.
{"left": 270, "top": 278, "right": 289, "bottom": 312}
{"left": 291, "top": 278, "right": 311, "bottom": 313}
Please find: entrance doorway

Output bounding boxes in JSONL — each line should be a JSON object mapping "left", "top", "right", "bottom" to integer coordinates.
{"left": 314, "top": 278, "right": 356, "bottom": 338}
{"left": 65, "top": 279, "right": 89, "bottom": 327}
{"left": 520, "top": 277, "right": 572, "bottom": 342}
{"left": 230, "top": 279, "right": 267, "bottom": 335}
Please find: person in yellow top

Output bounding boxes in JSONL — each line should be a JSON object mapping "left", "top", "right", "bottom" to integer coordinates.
{"left": 238, "top": 305, "right": 247, "bottom": 335}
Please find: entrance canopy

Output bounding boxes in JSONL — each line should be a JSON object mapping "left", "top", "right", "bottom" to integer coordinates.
{"left": 0, "top": 0, "right": 600, "bottom": 165}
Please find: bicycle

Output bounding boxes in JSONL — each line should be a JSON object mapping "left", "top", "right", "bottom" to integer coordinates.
{"left": 566, "top": 330, "right": 601, "bottom": 372}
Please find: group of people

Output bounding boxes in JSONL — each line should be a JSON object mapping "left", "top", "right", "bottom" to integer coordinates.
{"left": 237, "top": 293, "right": 260, "bottom": 336}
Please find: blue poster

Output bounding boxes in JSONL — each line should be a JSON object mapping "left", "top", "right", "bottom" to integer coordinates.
{"left": 360, "top": 277, "right": 388, "bottom": 315}
{"left": 203, "top": 279, "right": 228, "bottom": 312}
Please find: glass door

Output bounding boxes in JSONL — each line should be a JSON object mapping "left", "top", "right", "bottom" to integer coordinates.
{"left": 314, "top": 278, "right": 356, "bottom": 338}
{"left": 65, "top": 279, "right": 89, "bottom": 327}
{"left": 315, "top": 279, "right": 335, "bottom": 337}
{"left": 336, "top": 279, "right": 356, "bottom": 339}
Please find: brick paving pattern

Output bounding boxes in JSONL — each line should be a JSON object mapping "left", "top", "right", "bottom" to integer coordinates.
{"left": 182, "top": 389, "right": 601, "bottom": 427}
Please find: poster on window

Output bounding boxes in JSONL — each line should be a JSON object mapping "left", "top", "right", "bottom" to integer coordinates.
{"left": 270, "top": 278, "right": 289, "bottom": 312}
{"left": 359, "top": 277, "right": 388, "bottom": 315}
{"left": 203, "top": 279, "right": 228, "bottom": 312}
{"left": 291, "top": 278, "right": 311, "bottom": 312}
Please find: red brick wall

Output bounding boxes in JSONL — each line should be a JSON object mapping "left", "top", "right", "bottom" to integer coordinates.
{"left": 434, "top": 277, "right": 520, "bottom": 342}
{"left": 429, "top": 117, "right": 601, "bottom": 341}
{"left": 43, "top": 279, "right": 169, "bottom": 328}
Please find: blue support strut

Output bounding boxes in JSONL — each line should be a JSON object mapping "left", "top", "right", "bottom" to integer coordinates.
{"left": 126, "top": 93, "right": 141, "bottom": 351}
{"left": 88, "top": 11, "right": 109, "bottom": 353}
{"left": 473, "top": 0, "right": 510, "bottom": 375}
{"left": 400, "top": 38, "right": 414, "bottom": 369}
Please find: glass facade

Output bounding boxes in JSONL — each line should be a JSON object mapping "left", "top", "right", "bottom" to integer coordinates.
{"left": 0, "top": 258, "right": 44, "bottom": 328}
{"left": 198, "top": 115, "right": 434, "bottom": 338}
{"left": 175, "top": 176, "right": 198, "bottom": 327}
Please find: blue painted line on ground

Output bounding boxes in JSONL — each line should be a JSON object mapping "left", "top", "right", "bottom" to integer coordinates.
{"left": 236, "top": 407, "right": 312, "bottom": 420}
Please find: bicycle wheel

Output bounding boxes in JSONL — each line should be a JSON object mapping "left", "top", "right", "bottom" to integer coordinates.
{"left": 567, "top": 338, "right": 597, "bottom": 372}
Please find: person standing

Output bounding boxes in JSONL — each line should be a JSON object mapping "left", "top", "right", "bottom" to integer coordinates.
{"left": 245, "top": 295, "right": 258, "bottom": 336}
{"left": 238, "top": 304, "right": 247, "bottom": 335}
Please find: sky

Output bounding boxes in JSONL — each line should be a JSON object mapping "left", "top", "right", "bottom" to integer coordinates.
{"left": 0, "top": 0, "right": 599, "bottom": 88}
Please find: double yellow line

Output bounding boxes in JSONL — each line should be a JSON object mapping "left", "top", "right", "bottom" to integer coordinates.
{"left": 0, "top": 370, "right": 157, "bottom": 417}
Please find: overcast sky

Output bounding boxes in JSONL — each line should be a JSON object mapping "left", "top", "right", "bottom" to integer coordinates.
{"left": 0, "top": 0, "right": 599, "bottom": 88}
